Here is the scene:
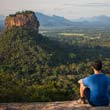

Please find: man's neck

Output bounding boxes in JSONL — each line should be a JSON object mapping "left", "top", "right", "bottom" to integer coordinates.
{"left": 94, "top": 70, "right": 102, "bottom": 74}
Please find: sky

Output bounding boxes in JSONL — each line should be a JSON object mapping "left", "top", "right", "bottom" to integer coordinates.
{"left": 0, "top": 0, "right": 110, "bottom": 20}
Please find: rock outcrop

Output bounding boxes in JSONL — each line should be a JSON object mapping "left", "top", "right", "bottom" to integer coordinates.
{"left": 0, "top": 101, "right": 110, "bottom": 110}
{"left": 5, "top": 11, "right": 39, "bottom": 32}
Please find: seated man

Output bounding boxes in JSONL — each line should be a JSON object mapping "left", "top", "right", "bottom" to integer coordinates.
{"left": 78, "top": 60, "right": 110, "bottom": 106}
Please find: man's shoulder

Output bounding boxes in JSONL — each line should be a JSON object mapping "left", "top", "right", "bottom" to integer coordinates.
{"left": 83, "top": 74, "right": 97, "bottom": 81}
{"left": 86, "top": 74, "right": 95, "bottom": 78}
{"left": 83, "top": 74, "right": 95, "bottom": 81}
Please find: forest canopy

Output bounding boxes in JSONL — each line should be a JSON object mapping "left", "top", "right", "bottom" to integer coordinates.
{"left": 0, "top": 26, "right": 110, "bottom": 102}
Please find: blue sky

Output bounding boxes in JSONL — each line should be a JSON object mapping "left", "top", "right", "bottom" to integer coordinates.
{"left": 0, "top": 0, "right": 110, "bottom": 19}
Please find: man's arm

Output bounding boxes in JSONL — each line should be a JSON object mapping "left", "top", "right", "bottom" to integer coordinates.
{"left": 78, "top": 79, "right": 87, "bottom": 98}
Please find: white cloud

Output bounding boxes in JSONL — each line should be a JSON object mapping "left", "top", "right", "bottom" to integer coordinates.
{"left": 82, "top": 2, "right": 110, "bottom": 7}
{"left": 0, "top": 0, "right": 110, "bottom": 19}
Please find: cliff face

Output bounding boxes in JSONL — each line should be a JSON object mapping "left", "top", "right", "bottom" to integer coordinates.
{"left": 5, "top": 11, "right": 39, "bottom": 32}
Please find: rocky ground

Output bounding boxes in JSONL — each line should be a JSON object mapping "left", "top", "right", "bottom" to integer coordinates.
{"left": 0, "top": 101, "right": 110, "bottom": 110}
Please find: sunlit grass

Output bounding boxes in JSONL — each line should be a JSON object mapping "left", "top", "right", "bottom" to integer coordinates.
{"left": 59, "top": 33, "right": 84, "bottom": 37}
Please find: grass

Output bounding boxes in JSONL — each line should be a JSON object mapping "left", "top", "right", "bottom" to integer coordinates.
{"left": 59, "top": 33, "right": 84, "bottom": 37}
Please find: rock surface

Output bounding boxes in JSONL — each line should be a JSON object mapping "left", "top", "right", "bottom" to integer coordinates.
{"left": 0, "top": 101, "right": 110, "bottom": 110}
{"left": 5, "top": 11, "right": 39, "bottom": 32}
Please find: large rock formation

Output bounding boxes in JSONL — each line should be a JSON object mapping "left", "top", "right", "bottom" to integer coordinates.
{"left": 0, "top": 101, "right": 110, "bottom": 110}
{"left": 5, "top": 11, "right": 39, "bottom": 32}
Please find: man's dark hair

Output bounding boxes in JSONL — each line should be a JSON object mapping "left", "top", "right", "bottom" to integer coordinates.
{"left": 92, "top": 60, "right": 102, "bottom": 71}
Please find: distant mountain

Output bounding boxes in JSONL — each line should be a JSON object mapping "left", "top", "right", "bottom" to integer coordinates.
{"left": 0, "top": 15, "right": 5, "bottom": 31}
{"left": 74, "top": 15, "right": 110, "bottom": 22}
{"left": 36, "top": 12, "right": 73, "bottom": 27}
{"left": 75, "top": 15, "right": 110, "bottom": 27}
{"left": 0, "top": 15, "right": 5, "bottom": 21}
{"left": 86, "top": 15, "right": 110, "bottom": 22}
{"left": 36, "top": 12, "right": 110, "bottom": 28}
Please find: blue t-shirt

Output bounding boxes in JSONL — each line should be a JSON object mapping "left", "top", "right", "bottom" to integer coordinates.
{"left": 82, "top": 73, "right": 110, "bottom": 106}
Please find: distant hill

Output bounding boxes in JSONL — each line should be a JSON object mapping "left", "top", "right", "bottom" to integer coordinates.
{"left": 36, "top": 12, "right": 110, "bottom": 28}
{"left": 0, "top": 15, "right": 5, "bottom": 21}
{"left": 83, "top": 15, "right": 110, "bottom": 22}
{"left": 36, "top": 12, "right": 73, "bottom": 27}
{"left": 0, "top": 15, "right": 5, "bottom": 31}
{"left": 75, "top": 15, "right": 110, "bottom": 27}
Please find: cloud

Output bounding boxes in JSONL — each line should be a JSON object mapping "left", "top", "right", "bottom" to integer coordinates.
{"left": 85, "top": 2, "right": 110, "bottom": 7}
{"left": 63, "top": 2, "right": 110, "bottom": 8}
{"left": 1, "top": 0, "right": 110, "bottom": 19}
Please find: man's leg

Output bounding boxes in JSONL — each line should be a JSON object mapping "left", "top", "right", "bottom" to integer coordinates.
{"left": 78, "top": 81, "right": 92, "bottom": 104}
{"left": 84, "top": 88, "right": 90, "bottom": 101}
{"left": 84, "top": 88, "right": 96, "bottom": 106}
{"left": 79, "top": 84, "right": 90, "bottom": 104}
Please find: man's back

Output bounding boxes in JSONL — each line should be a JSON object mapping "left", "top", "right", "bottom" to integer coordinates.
{"left": 82, "top": 73, "right": 109, "bottom": 106}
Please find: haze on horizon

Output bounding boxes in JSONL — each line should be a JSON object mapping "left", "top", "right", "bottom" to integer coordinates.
{"left": 1, "top": 0, "right": 110, "bottom": 20}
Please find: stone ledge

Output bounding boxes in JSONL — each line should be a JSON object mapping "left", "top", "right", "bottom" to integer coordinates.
{"left": 0, "top": 101, "right": 110, "bottom": 110}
